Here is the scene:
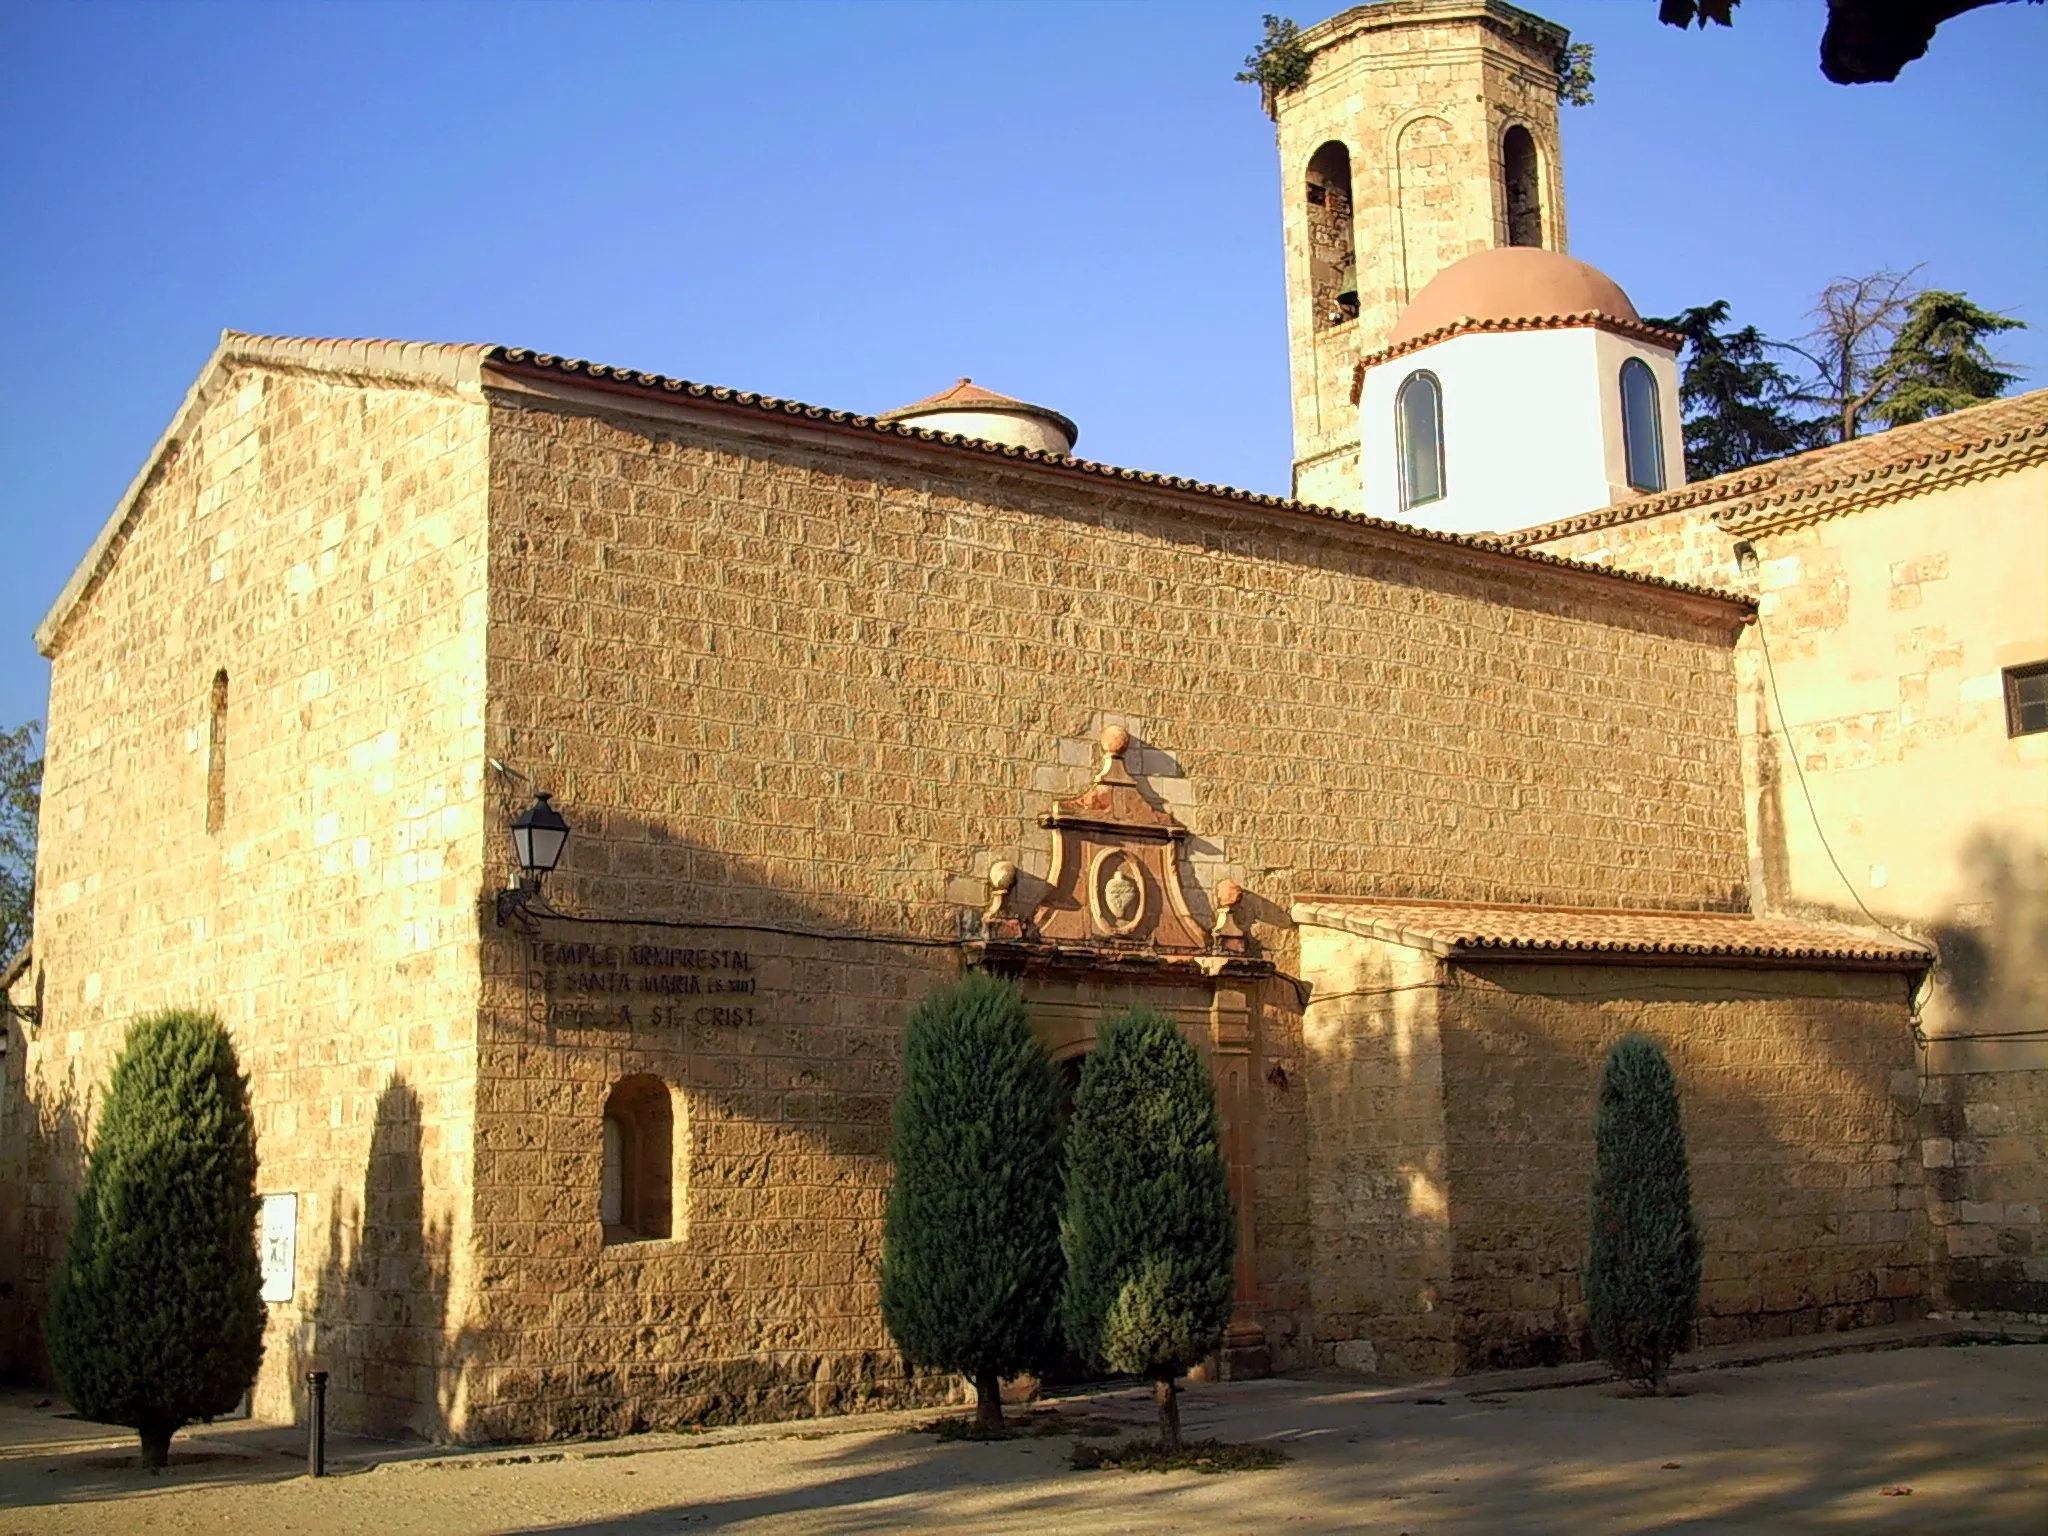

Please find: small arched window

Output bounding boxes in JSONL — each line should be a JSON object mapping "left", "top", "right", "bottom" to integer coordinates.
{"left": 1306, "top": 141, "right": 1358, "bottom": 329}
{"left": 1396, "top": 371, "right": 1446, "bottom": 510}
{"left": 1502, "top": 125, "right": 1542, "bottom": 248}
{"left": 205, "top": 670, "right": 228, "bottom": 834}
{"left": 601, "top": 1075, "right": 674, "bottom": 1243}
{"left": 1620, "top": 358, "right": 1666, "bottom": 492}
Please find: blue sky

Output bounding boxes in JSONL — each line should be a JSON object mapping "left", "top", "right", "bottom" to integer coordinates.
{"left": 2, "top": 0, "right": 2043, "bottom": 730}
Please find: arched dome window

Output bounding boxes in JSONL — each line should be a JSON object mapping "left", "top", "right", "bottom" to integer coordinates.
{"left": 1397, "top": 370, "right": 1445, "bottom": 510}
{"left": 1502, "top": 125, "right": 1542, "bottom": 248}
{"left": 601, "top": 1075, "right": 674, "bottom": 1242}
{"left": 1306, "top": 141, "right": 1357, "bottom": 328}
{"left": 1620, "top": 358, "right": 1666, "bottom": 493}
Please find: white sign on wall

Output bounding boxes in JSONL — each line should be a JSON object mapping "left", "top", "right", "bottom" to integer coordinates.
{"left": 259, "top": 1193, "right": 297, "bottom": 1303}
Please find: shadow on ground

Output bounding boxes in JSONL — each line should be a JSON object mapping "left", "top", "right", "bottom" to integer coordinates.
{"left": 493, "top": 1348, "right": 2047, "bottom": 1535}
{"left": 2, "top": 1344, "right": 2042, "bottom": 1533}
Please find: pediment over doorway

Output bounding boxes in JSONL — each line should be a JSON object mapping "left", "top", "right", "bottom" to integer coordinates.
{"left": 973, "top": 726, "right": 1270, "bottom": 984}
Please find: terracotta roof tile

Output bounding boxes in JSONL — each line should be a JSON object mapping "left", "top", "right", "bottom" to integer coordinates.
{"left": 1293, "top": 897, "right": 1931, "bottom": 970}
{"left": 881, "top": 378, "right": 1030, "bottom": 414}
{"left": 1498, "top": 387, "right": 2048, "bottom": 548}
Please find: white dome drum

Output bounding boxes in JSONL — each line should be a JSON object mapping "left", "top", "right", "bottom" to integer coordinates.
{"left": 1357, "top": 249, "right": 1686, "bottom": 536}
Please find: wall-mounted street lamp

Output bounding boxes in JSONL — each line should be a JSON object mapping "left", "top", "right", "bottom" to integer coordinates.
{"left": 496, "top": 791, "right": 570, "bottom": 927}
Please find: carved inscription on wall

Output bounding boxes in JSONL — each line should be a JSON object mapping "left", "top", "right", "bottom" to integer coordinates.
{"left": 528, "top": 940, "right": 758, "bottom": 1030}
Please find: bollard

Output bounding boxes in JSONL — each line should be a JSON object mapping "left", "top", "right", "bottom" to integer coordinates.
{"left": 306, "top": 1370, "right": 329, "bottom": 1478}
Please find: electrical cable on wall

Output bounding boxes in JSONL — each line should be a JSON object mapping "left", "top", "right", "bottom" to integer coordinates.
{"left": 1301, "top": 980, "right": 1459, "bottom": 1007}
{"left": 529, "top": 908, "right": 966, "bottom": 950}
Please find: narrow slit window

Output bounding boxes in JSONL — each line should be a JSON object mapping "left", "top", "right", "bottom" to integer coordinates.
{"left": 206, "top": 670, "right": 228, "bottom": 834}
{"left": 1620, "top": 358, "right": 1666, "bottom": 493}
{"left": 1397, "top": 371, "right": 1445, "bottom": 510}
{"left": 2005, "top": 662, "right": 2048, "bottom": 737}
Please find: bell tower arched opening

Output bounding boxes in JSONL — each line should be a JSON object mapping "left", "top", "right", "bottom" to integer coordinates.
{"left": 1503, "top": 125, "right": 1543, "bottom": 248}
{"left": 1306, "top": 141, "right": 1358, "bottom": 330}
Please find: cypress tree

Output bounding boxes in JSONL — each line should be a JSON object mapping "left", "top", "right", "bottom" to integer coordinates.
{"left": 880, "top": 973, "right": 1064, "bottom": 1430}
{"left": 1585, "top": 1033, "right": 1702, "bottom": 1394}
{"left": 48, "top": 1010, "right": 265, "bottom": 1467}
{"left": 1061, "top": 1008, "right": 1234, "bottom": 1451}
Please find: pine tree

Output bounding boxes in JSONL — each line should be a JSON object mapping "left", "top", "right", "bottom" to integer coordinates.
{"left": 1585, "top": 1033, "right": 1701, "bottom": 1395}
{"left": 880, "top": 973, "right": 1064, "bottom": 1430}
{"left": 47, "top": 1010, "right": 265, "bottom": 1467}
{"left": 1872, "top": 290, "right": 2026, "bottom": 427}
{"left": 1061, "top": 1008, "right": 1234, "bottom": 1451}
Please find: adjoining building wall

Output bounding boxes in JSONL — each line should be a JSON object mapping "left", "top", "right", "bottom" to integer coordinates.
{"left": 0, "top": 963, "right": 40, "bottom": 1380}
{"left": 1439, "top": 961, "right": 1925, "bottom": 1368}
{"left": 1277, "top": 0, "right": 1570, "bottom": 510}
{"left": 13, "top": 362, "right": 494, "bottom": 1435}
{"left": 1298, "top": 918, "right": 1926, "bottom": 1375}
{"left": 1525, "top": 448, "right": 2048, "bottom": 1318}
{"left": 1297, "top": 921, "right": 1455, "bottom": 1374}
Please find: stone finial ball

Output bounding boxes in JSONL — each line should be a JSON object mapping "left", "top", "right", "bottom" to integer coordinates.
{"left": 1100, "top": 724, "right": 1131, "bottom": 756}
{"left": 987, "top": 859, "right": 1018, "bottom": 892}
{"left": 1214, "top": 878, "right": 1243, "bottom": 909}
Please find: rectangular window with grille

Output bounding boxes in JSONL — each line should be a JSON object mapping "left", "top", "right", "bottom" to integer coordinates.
{"left": 2005, "top": 661, "right": 2048, "bottom": 737}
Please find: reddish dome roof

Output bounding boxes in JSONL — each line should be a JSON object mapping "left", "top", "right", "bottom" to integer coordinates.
{"left": 1390, "top": 247, "right": 1641, "bottom": 347}
{"left": 877, "top": 377, "right": 1078, "bottom": 447}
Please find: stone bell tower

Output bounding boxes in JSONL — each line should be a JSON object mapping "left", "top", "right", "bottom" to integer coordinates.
{"left": 1274, "top": 0, "right": 1572, "bottom": 511}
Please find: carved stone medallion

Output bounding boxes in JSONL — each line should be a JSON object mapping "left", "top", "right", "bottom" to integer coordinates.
{"left": 1092, "top": 850, "right": 1147, "bottom": 937}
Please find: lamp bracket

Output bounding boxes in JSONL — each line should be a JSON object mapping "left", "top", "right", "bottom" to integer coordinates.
{"left": 495, "top": 877, "right": 547, "bottom": 929}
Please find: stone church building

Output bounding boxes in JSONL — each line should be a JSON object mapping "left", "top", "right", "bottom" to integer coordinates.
{"left": 3, "top": 0, "right": 2039, "bottom": 1442}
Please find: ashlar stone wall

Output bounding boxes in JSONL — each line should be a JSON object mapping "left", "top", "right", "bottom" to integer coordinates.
{"left": 13, "top": 362, "right": 493, "bottom": 1434}
{"left": 460, "top": 374, "right": 1752, "bottom": 1435}
{"left": 1296, "top": 921, "right": 1455, "bottom": 1374}
{"left": 9, "top": 350, "right": 1767, "bottom": 1443}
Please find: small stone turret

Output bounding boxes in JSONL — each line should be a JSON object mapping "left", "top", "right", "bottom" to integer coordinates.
{"left": 877, "top": 378, "right": 1078, "bottom": 455}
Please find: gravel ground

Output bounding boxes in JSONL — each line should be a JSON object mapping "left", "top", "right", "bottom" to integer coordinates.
{"left": 1, "top": 1342, "right": 2042, "bottom": 1534}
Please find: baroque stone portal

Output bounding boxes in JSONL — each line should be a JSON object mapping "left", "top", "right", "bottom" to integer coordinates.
{"left": 978, "top": 725, "right": 1259, "bottom": 978}
{"left": 974, "top": 724, "right": 1273, "bottom": 1376}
